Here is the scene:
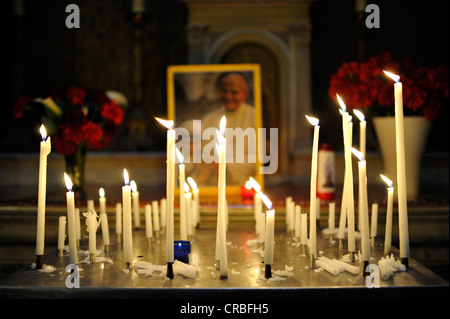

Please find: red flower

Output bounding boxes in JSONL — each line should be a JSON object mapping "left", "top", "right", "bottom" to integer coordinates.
{"left": 100, "top": 100, "right": 124, "bottom": 125}
{"left": 82, "top": 121, "right": 104, "bottom": 151}
{"left": 12, "top": 96, "right": 30, "bottom": 118}
{"left": 66, "top": 86, "right": 86, "bottom": 106}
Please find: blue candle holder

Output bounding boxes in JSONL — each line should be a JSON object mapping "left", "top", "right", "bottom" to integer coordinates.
{"left": 174, "top": 240, "right": 191, "bottom": 264}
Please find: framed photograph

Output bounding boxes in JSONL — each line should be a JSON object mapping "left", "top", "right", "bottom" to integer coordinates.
{"left": 167, "top": 64, "right": 264, "bottom": 197}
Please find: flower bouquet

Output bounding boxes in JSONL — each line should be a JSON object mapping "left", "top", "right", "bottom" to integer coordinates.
{"left": 13, "top": 86, "right": 125, "bottom": 199}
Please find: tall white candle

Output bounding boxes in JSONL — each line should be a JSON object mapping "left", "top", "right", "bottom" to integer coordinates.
{"left": 130, "top": 180, "right": 140, "bottom": 228}
{"left": 285, "top": 196, "right": 292, "bottom": 231}
{"left": 351, "top": 148, "right": 370, "bottom": 262}
{"left": 176, "top": 148, "right": 187, "bottom": 240}
{"left": 300, "top": 212, "right": 307, "bottom": 246}
{"left": 306, "top": 115, "right": 320, "bottom": 259}
{"left": 294, "top": 205, "right": 301, "bottom": 239}
{"left": 155, "top": 117, "right": 175, "bottom": 266}
{"left": 58, "top": 216, "right": 66, "bottom": 251}
{"left": 249, "top": 177, "right": 264, "bottom": 243}
{"left": 122, "top": 169, "right": 134, "bottom": 264}
{"left": 184, "top": 185, "right": 193, "bottom": 237}
{"left": 152, "top": 200, "right": 160, "bottom": 235}
{"left": 337, "top": 95, "right": 356, "bottom": 254}
{"left": 75, "top": 208, "right": 81, "bottom": 243}
{"left": 381, "top": 174, "right": 394, "bottom": 255}
{"left": 145, "top": 204, "right": 153, "bottom": 239}
{"left": 36, "top": 125, "right": 51, "bottom": 262}
{"left": 353, "top": 109, "right": 366, "bottom": 159}
{"left": 328, "top": 202, "right": 335, "bottom": 238}
{"left": 160, "top": 198, "right": 167, "bottom": 229}
{"left": 260, "top": 193, "right": 275, "bottom": 265}
{"left": 99, "top": 188, "right": 110, "bottom": 247}
{"left": 370, "top": 203, "right": 378, "bottom": 239}
{"left": 187, "top": 177, "right": 199, "bottom": 227}
{"left": 115, "top": 203, "right": 122, "bottom": 236}
{"left": 384, "top": 70, "right": 410, "bottom": 261}
{"left": 64, "top": 173, "right": 78, "bottom": 265}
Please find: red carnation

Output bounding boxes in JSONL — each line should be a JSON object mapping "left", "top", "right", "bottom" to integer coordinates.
{"left": 101, "top": 100, "right": 124, "bottom": 125}
{"left": 67, "top": 86, "right": 87, "bottom": 106}
{"left": 82, "top": 121, "right": 104, "bottom": 151}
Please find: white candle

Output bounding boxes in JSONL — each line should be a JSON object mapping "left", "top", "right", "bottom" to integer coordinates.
{"left": 176, "top": 148, "right": 187, "bottom": 240}
{"left": 336, "top": 95, "right": 356, "bottom": 254}
{"left": 75, "top": 208, "right": 81, "bottom": 243}
{"left": 249, "top": 177, "right": 264, "bottom": 243}
{"left": 381, "top": 174, "right": 394, "bottom": 255}
{"left": 328, "top": 202, "right": 335, "bottom": 238}
{"left": 351, "top": 148, "right": 370, "bottom": 262}
{"left": 384, "top": 70, "right": 410, "bottom": 261}
{"left": 58, "top": 216, "right": 66, "bottom": 251}
{"left": 122, "top": 169, "right": 134, "bottom": 264}
{"left": 353, "top": 109, "right": 366, "bottom": 159}
{"left": 36, "top": 125, "right": 51, "bottom": 261}
{"left": 145, "top": 204, "right": 153, "bottom": 239}
{"left": 99, "top": 188, "right": 110, "bottom": 247}
{"left": 160, "top": 198, "right": 167, "bottom": 229}
{"left": 370, "top": 203, "right": 378, "bottom": 239}
{"left": 115, "top": 203, "right": 122, "bottom": 235}
{"left": 306, "top": 115, "right": 320, "bottom": 259}
{"left": 64, "top": 173, "right": 78, "bottom": 265}
{"left": 85, "top": 210, "right": 98, "bottom": 255}
{"left": 87, "top": 199, "right": 94, "bottom": 212}
{"left": 130, "top": 180, "right": 140, "bottom": 228}
{"left": 260, "top": 193, "right": 275, "bottom": 265}
{"left": 301, "top": 212, "right": 307, "bottom": 245}
{"left": 152, "top": 200, "right": 160, "bottom": 234}
{"left": 285, "top": 196, "right": 292, "bottom": 231}
{"left": 216, "top": 116, "right": 228, "bottom": 277}
{"left": 155, "top": 117, "right": 175, "bottom": 265}
{"left": 184, "top": 185, "right": 193, "bottom": 237}
{"left": 131, "top": 0, "right": 145, "bottom": 13}
{"left": 187, "top": 177, "right": 199, "bottom": 227}
{"left": 294, "top": 205, "right": 301, "bottom": 239}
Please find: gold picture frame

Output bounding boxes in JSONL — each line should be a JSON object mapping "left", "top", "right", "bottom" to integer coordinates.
{"left": 167, "top": 64, "right": 264, "bottom": 198}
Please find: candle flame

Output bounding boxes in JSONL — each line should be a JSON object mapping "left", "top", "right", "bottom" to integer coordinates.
{"left": 305, "top": 115, "right": 319, "bottom": 126}
{"left": 353, "top": 109, "right": 365, "bottom": 122}
{"left": 336, "top": 94, "right": 347, "bottom": 112}
{"left": 175, "top": 148, "right": 184, "bottom": 164}
{"left": 40, "top": 124, "right": 47, "bottom": 141}
{"left": 245, "top": 180, "right": 252, "bottom": 190}
{"left": 99, "top": 187, "right": 105, "bottom": 198}
{"left": 380, "top": 174, "right": 393, "bottom": 188}
{"left": 64, "top": 173, "right": 73, "bottom": 191}
{"left": 248, "top": 177, "right": 261, "bottom": 193}
{"left": 123, "top": 169, "right": 129, "bottom": 186}
{"left": 259, "top": 192, "right": 273, "bottom": 210}
{"left": 184, "top": 182, "right": 190, "bottom": 193}
{"left": 350, "top": 147, "right": 364, "bottom": 161}
{"left": 187, "top": 177, "right": 197, "bottom": 190}
{"left": 219, "top": 115, "right": 226, "bottom": 136}
{"left": 130, "top": 180, "right": 137, "bottom": 192}
{"left": 154, "top": 117, "right": 174, "bottom": 130}
{"left": 216, "top": 129, "right": 226, "bottom": 145}
{"left": 383, "top": 70, "right": 400, "bottom": 83}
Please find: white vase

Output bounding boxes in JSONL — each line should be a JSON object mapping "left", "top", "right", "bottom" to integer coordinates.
{"left": 373, "top": 116, "right": 430, "bottom": 201}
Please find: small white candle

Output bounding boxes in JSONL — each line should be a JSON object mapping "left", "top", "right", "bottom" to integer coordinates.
{"left": 328, "top": 202, "right": 335, "bottom": 238}
{"left": 370, "top": 203, "right": 378, "bottom": 239}
{"left": 294, "top": 205, "right": 301, "bottom": 239}
{"left": 176, "top": 148, "right": 187, "bottom": 240}
{"left": 353, "top": 109, "right": 366, "bottom": 159}
{"left": 160, "top": 198, "right": 167, "bottom": 229}
{"left": 249, "top": 177, "right": 264, "bottom": 243}
{"left": 152, "top": 200, "right": 160, "bottom": 234}
{"left": 122, "top": 169, "right": 134, "bottom": 264}
{"left": 145, "top": 204, "right": 153, "bottom": 239}
{"left": 306, "top": 115, "right": 320, "bottom": 259}
{"left": 130, "top": 180, "right": 140, "bottom": 228}
{"left": 187, "top": 177, "right": 199, "bottom": 227}
{"left": 384, "top": 70, "right": 410, "bottom": 261}
{"left": 115, "top": 203, "right": 122, "bottom": 235}
{"left": 87, "top": 199, "right": 94, "bottom": 212}
{"left": 351, "top": 148, "right": 370, "bottom": 262}
{"left": 58, "top": 216, "right": 66, "bottom": 251}
{"left": 36, "top": 125, "right": 51, "bottom": 260}
{"left": 381, "top": 174, "right": 394, "bottom": 255}
{"left": 301, "top": 212, "right": 307, "bottom": 246}
{"left": 75, "top": 208, "right": 81, "bottom": 243}
{"left": 285, "top": 196, "right": 292, "bottom": 231}
{"left": 155, "top": 117, "right": 175, "bottom": 266}
{"left": 99, "top": 188, "right": 110, "bottom": 247}
{"left": 84, "top": 210, "right": 98, "bottom": 256}
{"left": 260, "top": 193, "right": 275, "bottom": 265}
{"left": 64, "top": 173, "right": 78, "bottom": 265}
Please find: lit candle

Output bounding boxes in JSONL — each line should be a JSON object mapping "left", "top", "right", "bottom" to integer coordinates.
{"left": 145, "top": 204, "right": 153, "bottom": 240}
{"left": 328, "top": 202, "right": 335, "bottom": 240}
{"left": 370, "top": 203, "right": 378, "bottom": 245}
{"left": 260, "top": 192, "right": 275, "bottom": 278}
{"left": 176, "top": 148, "right": 187, "bottom": 241}
{"left": 384, "top": 70, "right": 410, "bottom": 265}
{"left": 249, "top": 177, "right": 264, "bottom": 243}
{"left": 130, "top": 180, "right": 140, "bottom": 228}
{"left": 122, "top": 169, "right": 134, "bottom": 267}
{"left": 353, "top": 109, "right": 366, "bottom": 159}
{"left": 58, "top": 216, "right": 66, "bottom": 257}
{"left": 336, "top": 95, "right": 356, "bottom": 257}
{"left": 115, "top": 203, "right": 122, "bottom": 240}
{"left": 36, "top": 125, "right": 51, "bottom": 268}
{"left": 351, "top": 147, "right": 371, "bottom": 267}
{"left": 64, "top": 173, "right": 78, "bottom": 265}
{"left": 215, "top": 116, "right": 228, "bottom": 278}
{"left": 305, "top": 115, "right": 320, "bottom": 266}
{"left": 155, "top": 117, "right": 175, "bottom": 278}
{"left": 380, "top": 174, "right": 394, "bottom": 255}
{"left": 99, "top": 187, "right": 110, "bottom": 251}
{"left": 187, "top": 177, "right": 199, "bottom": 228}
{"left": 152, "top": 200, "right": 160, "bottom": 237}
